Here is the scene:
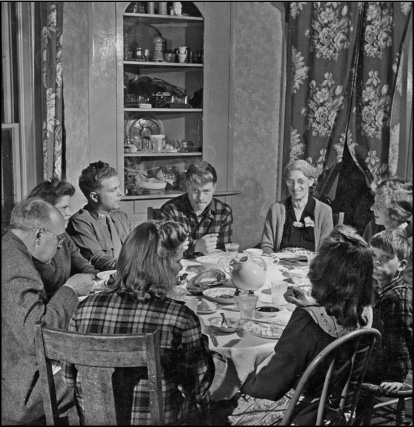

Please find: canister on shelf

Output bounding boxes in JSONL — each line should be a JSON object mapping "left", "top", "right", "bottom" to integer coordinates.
{"left": 147, "top": 2, "right": 154, "bottom": 14}
{"left": 152, "top": 36, "right": 164, "bottom": 62}
{"left": 158, "top": 2, "right": 167, "bottom": 15}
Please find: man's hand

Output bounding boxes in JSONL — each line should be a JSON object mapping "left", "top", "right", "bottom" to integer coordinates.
{"left": 284, "top": 286, "right": 316, "bottom": 307}
{"left": 379, "top": 381, "right": 404, "bottom": 393}
{"left": 195, "top": 233, "right": 219, "bottom": 254}
{"left": 64, "top": 273, "right": 94, "bottom": 297}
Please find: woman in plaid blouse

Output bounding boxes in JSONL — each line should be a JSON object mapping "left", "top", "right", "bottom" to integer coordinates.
{"left": 63, "top": 221, "right": 215, "bottom": 424}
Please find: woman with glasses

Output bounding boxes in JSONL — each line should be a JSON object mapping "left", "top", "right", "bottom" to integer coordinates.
{"left": 261, "top": 159, "right": 333, "bottom": 254}
{"left": 27, "top": 178, "right": 98, "bottom": 300}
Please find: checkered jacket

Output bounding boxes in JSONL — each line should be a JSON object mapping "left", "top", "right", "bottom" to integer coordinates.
{"left": 160, "top": 194, "right": 233, "bottom": 258}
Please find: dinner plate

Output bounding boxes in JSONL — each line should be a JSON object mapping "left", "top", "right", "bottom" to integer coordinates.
{"left": 241, "top": 321, "right": 284, "bottom": 339}
{"left": 202, "top": 287, "right": 235, "bottom": 304}
{"left": 129, "top": 114, "right": 164, "bottom": 141}
{"left": 197, "top": 303, "right": 221, "bottom": 314}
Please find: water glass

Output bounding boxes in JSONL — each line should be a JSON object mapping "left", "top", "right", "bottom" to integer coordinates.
{"left": 238, "top": 294, "right": 258, "bottom": 319}
{"left": 271, "top": 280, "right": 289, "bottom": 308}
{"left": 225, "top": 243, "right": 239, "bottom": 258}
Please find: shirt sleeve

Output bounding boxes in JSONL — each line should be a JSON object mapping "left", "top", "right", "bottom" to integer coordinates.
{"left": 241, "top": 309, "right": 328, "bottom": 401}
{"left": 216, "top": 207, "right": 233, "bottom": 251}
{"left": 67, "top": 217, "right": 118, "bottom": 271}
{"left": 380, "top": 290, "right": 413, "bottom": 382}
{"left": 261, "top": 204, "right": 279, "bottom": 254}
{"left": 67, "top": 234, "right": 99, "bottom": 276}
{"left": 167, "top": 312, "right": 215, "bottom": 404}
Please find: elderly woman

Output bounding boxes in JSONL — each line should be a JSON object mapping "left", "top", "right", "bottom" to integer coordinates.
{"left": 27, "top": 178, "right": 98, "bottom": 300}
{"left": 362, "top": 177, "right": 412, "bottom": 243}
{"left": 220, "top": 227, "right": 375, "bottom": 425}
{"left": 63, "top": 221, "right": 214, "bottom": 425}
{"left": 261, "top": 159, "right": 333, "bottom": 254}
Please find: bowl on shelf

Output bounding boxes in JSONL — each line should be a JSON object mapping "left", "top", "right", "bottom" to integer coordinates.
{"left": 139, "top": 179, "right": 167, "bottom": 191}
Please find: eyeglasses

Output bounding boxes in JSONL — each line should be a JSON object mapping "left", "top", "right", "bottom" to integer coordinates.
{"left": 42, "top": 229, "right": 66, "bottom": 245}
{"left": 286, "top": 178, "right": 309, "bottom": 186}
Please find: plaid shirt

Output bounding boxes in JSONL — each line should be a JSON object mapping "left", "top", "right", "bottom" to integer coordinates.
{"left": 63, "top": 291, "right": 214, "bottom": 425}
{"left": 369, "top": 275, "right": 413, "bottom": 383}
{"left": 160, "top": 194, "right": 233, "bottom": 258}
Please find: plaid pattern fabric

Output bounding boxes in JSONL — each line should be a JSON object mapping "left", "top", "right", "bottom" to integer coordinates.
{"left": 63, "top": 291, "right": 214, "bottom": 425}
{"left": 371, "top": 275, "right": 413, "bottom": 383}
{"left": 160, "top": 194, "right": 233, "bottom": 258}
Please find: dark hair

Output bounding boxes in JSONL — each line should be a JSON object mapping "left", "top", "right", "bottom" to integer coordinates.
{"left": 79, "top": 161, "right": 118, "bottom": 199}
{"left": 309, "top": 230, "right": 375, "bottom": 329}
{"left": 370, "top": 229, "right": 411, "bottom": 261}
{"left": 10, "top": 198, "right": 56, "bottom": 231}
{"left": 27, "top": 178, "right": 75, "bottom": 206}
{"left": 373, "top": 178, "right": 412, "bottom": 223}
{"left": 185, "top": 161, "right": 217, "bottom": 186}
{"left": 106, "top": 220, "right": 188, "bottom": 302}
{"left": 328, "top": 224, "right": 358, "bottom": 240}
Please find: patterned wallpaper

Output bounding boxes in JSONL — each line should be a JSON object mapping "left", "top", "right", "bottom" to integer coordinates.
{"left": 231, "top": 2, "right": 284, "bottom": 249}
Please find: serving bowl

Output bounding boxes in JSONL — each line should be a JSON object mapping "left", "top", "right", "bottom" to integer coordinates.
{"left": 202, "top": 287, "right": 236, "bottom": 304}
{"left": 139, "top": 178, "right": 167, "bottom": 191}
{"left": 209, "top": 316, "right": 241, "bottom": 333}
{"left": 196, "top": 252, "right": 229, "bottom": 270}
{"left": 255, "top": 305, "right": 280, "bottom": 317}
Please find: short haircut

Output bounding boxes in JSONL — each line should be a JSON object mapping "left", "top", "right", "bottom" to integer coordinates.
{"left": 10, "top": 198, "right": 56, "bottom": 231}
{"left": 78, "top": 161, "right": 118, "bottom": 199}
{"left": 374, "top": 178, "right": 412, "bottom": 223}
{"left": 185, "top": 161, "right": 217, "bottom": 186}
{"left": 370, "top": 229, "right": 411, "bottom": 261}
{"left": 309, "top": 229, "right": 375, "bottom": 329}
{"left": 28, "top": 178, "right": 75, "bottom": 206}
{"left": 283, "top": 159, "right": 318, "bottom": 181}
{"left": 106, "top": 220, "right": 188, "bottom": 301}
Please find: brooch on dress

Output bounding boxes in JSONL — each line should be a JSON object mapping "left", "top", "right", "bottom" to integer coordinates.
{"left": 293, "top": 217, "right": 314, "bottom": 228}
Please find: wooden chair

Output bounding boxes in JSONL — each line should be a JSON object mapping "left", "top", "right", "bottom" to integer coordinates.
{"left": 279, "top": 328, "right": 381, "bottom": 426}
{"left": 147, "top": 207, "right": 162, "bottom": 220}
{"left": 34, "top": 321, "right": 164, "bottom": 425}
{"left": 360, "top": 373, "right": 412, "bottom": 425}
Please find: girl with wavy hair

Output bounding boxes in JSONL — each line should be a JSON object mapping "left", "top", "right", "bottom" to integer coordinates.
{"left": 63, "top": 220, "right": 214, "bottom": 425}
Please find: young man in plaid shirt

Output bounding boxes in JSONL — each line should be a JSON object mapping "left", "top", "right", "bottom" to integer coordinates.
{"left": 160, "top": 162, "right": 234, "bottom": 258}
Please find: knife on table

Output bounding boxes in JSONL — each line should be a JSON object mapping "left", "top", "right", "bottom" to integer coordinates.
{"left": 208, "top": 329, "right": 219, "bottom": 347}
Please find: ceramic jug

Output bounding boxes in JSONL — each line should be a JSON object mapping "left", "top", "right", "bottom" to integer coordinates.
{"left": 224, "top": 255, "right": 267, "bottom": 291}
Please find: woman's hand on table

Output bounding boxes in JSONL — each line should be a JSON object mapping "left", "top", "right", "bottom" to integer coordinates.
{"left": 64, "top": 273, "right": 94, "bottom": 296}
{"left": 284, "top": 286, "right": 316, "bottom": 307}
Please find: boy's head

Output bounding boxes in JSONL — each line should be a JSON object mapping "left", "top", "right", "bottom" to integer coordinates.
{"left": 369, "top": 229, "right": 410, "bottom": 286}
{"left": 185, "top": 162, "right": 217, "bottom": 213}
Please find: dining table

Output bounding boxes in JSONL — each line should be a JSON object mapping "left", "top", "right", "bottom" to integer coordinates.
{"left": 177, "top": 253, "right": 310, "bottom": 402}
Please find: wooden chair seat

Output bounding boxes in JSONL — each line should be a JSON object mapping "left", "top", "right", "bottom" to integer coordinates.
{"left": 35, "top": 321, "right": 164, "bottom": 425}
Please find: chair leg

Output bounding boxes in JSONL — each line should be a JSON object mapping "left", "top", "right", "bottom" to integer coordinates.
{"left": 396, "top": 396, "right": 406, "bottom": 426}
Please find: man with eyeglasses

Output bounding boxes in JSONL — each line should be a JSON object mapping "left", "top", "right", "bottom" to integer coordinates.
{"left": 2, "top": 198, "right": 93, "bottom": 425}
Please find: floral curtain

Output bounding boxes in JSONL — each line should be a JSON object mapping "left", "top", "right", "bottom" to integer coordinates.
{"left": 40, "top": 2, "right": 64, "bottom": 180}
{"left": 286, "top": 2, "right": 412, "bottom": 217}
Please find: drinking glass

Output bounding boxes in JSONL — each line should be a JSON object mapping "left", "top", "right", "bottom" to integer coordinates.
{"left": 271, "top": 280, "right": 289, "bottom": 308}
{"left": 238, "top": 294, "right": 258, "bottom": 319}
{"left": 225, "top": 243, "right": 239, "bottom": 258}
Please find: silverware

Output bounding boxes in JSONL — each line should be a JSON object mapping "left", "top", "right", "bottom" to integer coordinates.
{"left": 209, "top": 330, "right": 219, "bottom": 347}
{"left": 220, "top": 312, "right": 229, "bottom": 327}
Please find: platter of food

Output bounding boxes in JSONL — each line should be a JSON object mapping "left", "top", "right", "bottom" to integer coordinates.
{"left": 241, "top": 321, "right": 284, "bottom": 339}
{"left": 202, "top": 287, "right": 236, "bottom": 304}
{"left": 187, "top": 269, "right": 226, "bottom": 295}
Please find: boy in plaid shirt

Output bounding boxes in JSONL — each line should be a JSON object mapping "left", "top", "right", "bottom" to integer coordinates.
{"left": 160, "top": 162, "right": 233, "bottom": 258}
{"left": 366, "top": 228, "right": 412, "bottom": 392}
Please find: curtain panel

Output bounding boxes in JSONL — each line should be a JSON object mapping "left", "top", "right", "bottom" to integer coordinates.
{"left": 40, "top": 1, "right": 64, "bottom": 180}
{"left": 286, "top": 2, "right": 412, "bottom": 202}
